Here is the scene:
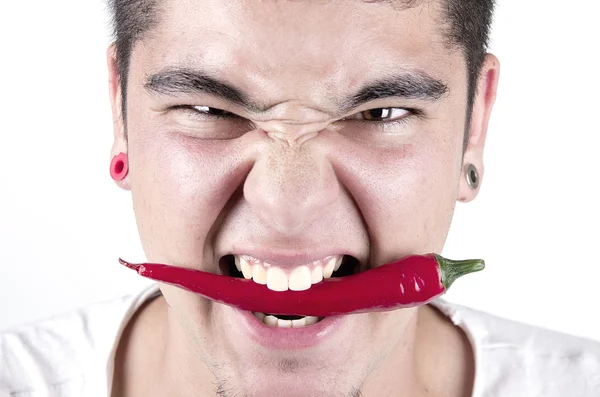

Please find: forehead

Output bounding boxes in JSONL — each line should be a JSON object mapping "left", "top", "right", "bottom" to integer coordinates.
{"left": 138, "top": 0, "right": 460, "bottom": 108}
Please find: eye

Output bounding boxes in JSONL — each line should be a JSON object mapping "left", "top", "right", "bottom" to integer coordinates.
{"left": 170, "top": 104, "right": 235, "bottom": 120}
{"left": 357, "top": 108, "right": 410, "bottom": 122}
{"left": 168, "top": 104, "right": 252, "bottom": 140}
{"left": 190, "top": 105, "right": 232, "bottom": 117}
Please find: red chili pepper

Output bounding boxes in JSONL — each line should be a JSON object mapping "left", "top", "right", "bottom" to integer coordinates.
{"left": 119, "top": 254, "right": 483, "bottom": 317}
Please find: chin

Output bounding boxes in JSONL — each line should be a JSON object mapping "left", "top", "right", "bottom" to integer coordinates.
{"left": 221, "top": 367, "right": 362, "bottom": 397}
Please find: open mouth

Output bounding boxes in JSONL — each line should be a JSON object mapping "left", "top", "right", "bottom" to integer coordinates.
{"left": 220, "top": 254, "right": 361, "bottom": 328}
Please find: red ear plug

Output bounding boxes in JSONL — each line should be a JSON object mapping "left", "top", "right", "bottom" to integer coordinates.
{"left": 110, "top": 152, "right": 129, "bottom": 181}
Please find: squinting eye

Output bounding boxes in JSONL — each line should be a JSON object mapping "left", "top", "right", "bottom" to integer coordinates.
{"left": 359, "top": 108, "right": 409, "bottom": 121}
{"left": 192, "top": 105, "right": 231, "bottom": 117}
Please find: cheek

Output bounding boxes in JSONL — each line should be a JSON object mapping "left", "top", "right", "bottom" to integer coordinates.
{"left": 127, "top": 122, "right": 252, "bottom": 263}
{"left": 332, "top": 129, "right": 461, "bottom": 257}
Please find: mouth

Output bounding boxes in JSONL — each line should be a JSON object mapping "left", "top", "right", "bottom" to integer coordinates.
{"left": 121, "top": 254, "right": 483, "bottom": 351}
{"left": 220, "top": 254, "right": 361, "bottom": 328}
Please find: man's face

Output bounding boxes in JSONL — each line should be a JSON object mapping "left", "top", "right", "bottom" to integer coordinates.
{"left": 114, "top": 0, "right": 482, "bottom": 395}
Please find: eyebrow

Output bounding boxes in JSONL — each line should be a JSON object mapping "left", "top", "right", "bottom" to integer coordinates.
{"left": 343, "top": 71, "right": 448, "bottom": 110}
{"left": 145, "top": 68, "right": 265, "bottom": 113}
{"left": 145, "top": 67, "right": 448, "bottom": 115}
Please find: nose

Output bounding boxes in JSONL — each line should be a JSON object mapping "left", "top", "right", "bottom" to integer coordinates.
{"left": 243, "top": 132, "right": 340, "bottom": 233}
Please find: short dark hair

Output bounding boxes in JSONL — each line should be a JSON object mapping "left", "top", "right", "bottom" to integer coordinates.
{"left": 107, "top": 0, "right": 495, "bottom": 147}
{"left": 108, "top": 0, "right": 160, "bottom": 124}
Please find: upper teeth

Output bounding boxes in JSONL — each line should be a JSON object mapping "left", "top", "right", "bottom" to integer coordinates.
{"left": 234, "top": 255, "right": 343, "bottom": 292}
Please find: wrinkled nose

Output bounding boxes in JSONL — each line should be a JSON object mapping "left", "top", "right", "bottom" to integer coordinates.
{"left": 244, "top": 138, "right": 340, "bottom": 233}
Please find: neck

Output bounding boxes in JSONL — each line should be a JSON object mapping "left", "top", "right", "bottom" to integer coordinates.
{"left": 112, "top": 295, "right": 215, "bottom": 397}
{"left": 360, "top": 312, "right": 426, "bottom": 397}
{"left": 144, "top": 297, "right": 216, "bottom": 397}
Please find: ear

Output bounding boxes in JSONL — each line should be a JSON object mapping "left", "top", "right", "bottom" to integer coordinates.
{"left": 457, "top": 54, "right": 500, "bottom": 203}
{"left": 107, "top": 44, "right": 131, "bottom": 191}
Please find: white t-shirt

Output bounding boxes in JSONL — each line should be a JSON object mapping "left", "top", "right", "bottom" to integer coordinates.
{"left": 1, "top": 285, "right": 599, "bottom": 397}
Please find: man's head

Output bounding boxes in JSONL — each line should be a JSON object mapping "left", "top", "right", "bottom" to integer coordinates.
{"left": 107, "top": 1, "right": 499, "bottom": 396}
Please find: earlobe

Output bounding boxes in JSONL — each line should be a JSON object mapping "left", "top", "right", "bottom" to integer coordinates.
{"left": 457, "top": 54, "right": 500, "bottom": 203}
{"left": 110, "top": 142, "right": 131, "bottom": 191}
{"left": 110, "top": 152, "right": 129, "bottom": 181}
{"left": 457, "top": 163, "right": 482, "bottom": 203}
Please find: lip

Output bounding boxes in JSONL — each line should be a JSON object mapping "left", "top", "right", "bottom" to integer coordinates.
{"left": 230, "top": 306, "right": 347, "bottom": 350}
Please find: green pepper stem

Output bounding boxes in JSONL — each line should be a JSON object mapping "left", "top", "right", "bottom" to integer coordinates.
{"left": 434, "top": 254, "right": 485, "bottom": 290}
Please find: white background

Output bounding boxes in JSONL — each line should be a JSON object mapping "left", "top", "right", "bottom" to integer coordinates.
{"left": 0, "top": 1, "right": 599, "bottom": 340}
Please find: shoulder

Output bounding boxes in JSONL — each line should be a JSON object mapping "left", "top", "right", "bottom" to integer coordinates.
{"left": 0, "top": 286, "right": 159, "bottom": 396}
{"left": 431, "top": 300, "right": 600, "bottom": 397}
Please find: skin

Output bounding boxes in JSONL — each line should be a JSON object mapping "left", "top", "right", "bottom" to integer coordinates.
{"left": 108, "top": 1, "right": 499, "bottom": 396}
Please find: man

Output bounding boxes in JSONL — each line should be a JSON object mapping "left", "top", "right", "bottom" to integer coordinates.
{"left": 2, "top": 1, "right": 599, "bottom": 396}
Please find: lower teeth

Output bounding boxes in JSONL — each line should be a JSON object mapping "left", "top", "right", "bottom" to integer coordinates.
{"left": 253, "top": 312, "right": 321, "bottom": 328}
